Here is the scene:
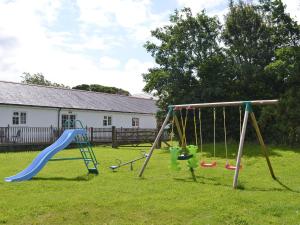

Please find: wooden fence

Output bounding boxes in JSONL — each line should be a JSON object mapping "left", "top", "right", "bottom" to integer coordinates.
{"left": 0, "top": 126, "right": 169, "bottom": 148}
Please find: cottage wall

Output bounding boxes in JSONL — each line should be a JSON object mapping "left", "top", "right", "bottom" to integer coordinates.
{"left": 63, "top": 109, "right": 156, "bottom": 128}
{"left": 0, "top": 105, "right": 57, "bottom": 127}
{"left": 0, "top": 105, "right": 156, "bottom": 129}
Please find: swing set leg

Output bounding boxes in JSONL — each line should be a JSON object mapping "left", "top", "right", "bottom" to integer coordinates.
{"left": 233, "top": 108, "right": 276, "bottom": 189}
{"left": 250, "top": 112, "right": 276, "bottom": 180}
{"left": 233, "top": 109, "right": 249, "bottom": 189}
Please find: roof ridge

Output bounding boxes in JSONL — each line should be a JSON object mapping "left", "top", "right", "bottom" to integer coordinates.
{"left": 0, "top": 80, "right": 155, "bottom": 101}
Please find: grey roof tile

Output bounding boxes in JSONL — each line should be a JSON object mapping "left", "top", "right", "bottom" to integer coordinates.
{"left": 0, "top": 81, "right": 158, "bottom": 114}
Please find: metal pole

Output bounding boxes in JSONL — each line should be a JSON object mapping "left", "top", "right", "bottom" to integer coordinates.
{"left": 233, "top": 109, "right": 249, "bottom": 189}
{"left": 171, "top": 99, "right": 278, "bottom": 109}
{"left": 138, "top": 109, "right": 172, "bottom": 177}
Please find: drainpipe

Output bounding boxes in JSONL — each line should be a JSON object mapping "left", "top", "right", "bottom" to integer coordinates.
{"left": 57, "top": 108, "right": 62, "bottom": 134}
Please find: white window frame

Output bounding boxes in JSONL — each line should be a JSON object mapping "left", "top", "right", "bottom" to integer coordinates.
{"left": 12, "top": 111, "right": 27, "bottom": 125}
{"left": 103, "top": 116, "right": 112, "bottom": 127}
{"left": 132, "top": 117, "right": 139, "bottom": 128}
{"left": 20, "top": 112, "right": 27, "bottom": 124}
{"left": 62, "top": 114, "right": 76, "bottom": 129}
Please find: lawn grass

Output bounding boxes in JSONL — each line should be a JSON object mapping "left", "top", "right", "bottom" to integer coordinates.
{"left": 1, "top": 143, "right": 300, "bottom": 225}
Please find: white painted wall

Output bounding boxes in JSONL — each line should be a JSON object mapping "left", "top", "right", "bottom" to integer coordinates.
{"left": 60, "top": 109, "right": 156, "bottom": 128}
{"left": 0, "top": 105, "right": 57, "bottom": 127}
{"left": 0, "top": 105, "right": 157, "bottom": 129}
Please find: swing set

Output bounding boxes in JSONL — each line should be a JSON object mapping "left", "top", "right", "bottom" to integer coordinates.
{"left": 139, "top": 100, "right": 278, "bottom": 189}
{"left": 171, "top": 106, "right": 242, "bottom": 169}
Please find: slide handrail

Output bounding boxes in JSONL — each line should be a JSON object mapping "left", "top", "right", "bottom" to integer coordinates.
{"left": 63, "top": 119, "right": 85, "bottom": 129}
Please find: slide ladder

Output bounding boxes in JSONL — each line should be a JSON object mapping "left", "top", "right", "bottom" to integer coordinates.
{"left": 75, "top": 133, "right": 99, "bottom": 174}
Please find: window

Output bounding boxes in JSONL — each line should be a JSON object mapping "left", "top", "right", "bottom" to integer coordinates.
{"left": 132, "top": 118, "right": 139, "bottom": 127}
{"left": 12, "top": 112, "right": 26, "bottom": 125}
{"left": 103, "top": 116, "right": 112, "bottom": 126}
{"left": 20, "top": 112, "right": 26, "bottom": 124}
{"left": 12, "top": 112, "right": 19, "bottom": 125}
{"left": 62, "top": 114, "right": 76, "bottom": 128}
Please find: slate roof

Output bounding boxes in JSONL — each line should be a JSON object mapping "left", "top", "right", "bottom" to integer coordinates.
{"left": 0, "top": 81, "right": 158, "bottom": 114}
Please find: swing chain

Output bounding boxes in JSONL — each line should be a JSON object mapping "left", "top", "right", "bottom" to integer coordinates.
{"left": 170, "top": 111, "right": 175, "bottom": 146}
{"left": 179, "top": 108, "right": 188, "bottom": 149}
{"left": 199, "top": 109, "right": 203, "bottom": 153}
{"left": 223, "top": 107, "right": 228, "bottom": 162}
{"left": 193, "top": 108, "right": 198, "bottom": 146}
{"left": 213, "top": 108, "right": 216, "bottom": 158}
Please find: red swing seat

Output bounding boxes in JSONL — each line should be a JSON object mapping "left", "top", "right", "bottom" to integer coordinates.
{"left": 225, "top": 163, "right": 242, "bottom": 170}
{"left": 200, "top": 161, "right": 217, "bottom": 168}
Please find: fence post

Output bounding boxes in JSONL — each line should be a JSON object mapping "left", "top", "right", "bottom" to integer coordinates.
{"left": 112, "top": 126, "right": 117, "bottom": 148}
{"left": 90, "top": 127, "right": 94, "bottom": 143}
{"left": 7, "top": 124, "right": 10, "bottom": 142}
{"left": 50, "top": 125, "right": 53, "bottom": 142}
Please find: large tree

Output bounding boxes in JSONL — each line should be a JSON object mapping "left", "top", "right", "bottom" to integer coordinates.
{"left": 222, "top": 0, "right": 300, "bottom": 100}
{"left": 222, "top": 1, "right": 276, "bottom": 100}
{"left": 143, "top": 1, "right": 300, "bottom": 145}
{"left": 143, "top": 8, "right": 226, "bottom": 110}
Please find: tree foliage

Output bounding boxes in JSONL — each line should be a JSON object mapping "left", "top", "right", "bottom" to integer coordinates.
{"left": 72, "top": 84, "right": 130, "bottom": 96}
{"left": 143, "top": 8, "right": 225, "bottom": 110}
{"left": 143, "top": 1, "right": 300, "bottom": 145}
{"left": 222, "top": 2, "right": 275, "bottom": 99}
{"left": 21, "top": 73, "right": 68, "bottom": 88}
{"left": 261, "top": 47, "right": 300, "bottom": 145}
{"left": 21, "top": 73, "right": 131, "bottom": 96}
{"left": 259, "top": 0, "right": 300, "bottom": 47}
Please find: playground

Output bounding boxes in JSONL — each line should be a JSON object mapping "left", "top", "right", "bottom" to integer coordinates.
{"left": 1, "top": 101, "right": 300, "bottom": 224}
{"left": 1, "top": 143, "right": 300, "bottom": 224}
{"left": 0, "top": 0, "right": 299, "bottom": 223}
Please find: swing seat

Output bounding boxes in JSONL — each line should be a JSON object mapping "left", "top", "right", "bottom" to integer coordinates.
{"left": 200, "top": 161, "right": 217, "bottom": 168}
{"left": 177, "top": 154, "right": 193, "bottom": 160}
{"left": 225, "top": 163, "right": 242, "bottom": 170}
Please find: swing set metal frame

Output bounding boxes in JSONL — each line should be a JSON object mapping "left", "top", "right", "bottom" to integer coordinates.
{"left": 138, "top": 99, "right": 278, "bottom": 189}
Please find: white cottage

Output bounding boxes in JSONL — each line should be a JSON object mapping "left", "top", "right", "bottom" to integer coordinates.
{"left": 0, "top": 81, "right": 158, "bottom": 129}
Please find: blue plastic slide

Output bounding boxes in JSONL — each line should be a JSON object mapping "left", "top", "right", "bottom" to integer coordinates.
{"left": 5, "top": 129, "right": 86, "bottom": 182}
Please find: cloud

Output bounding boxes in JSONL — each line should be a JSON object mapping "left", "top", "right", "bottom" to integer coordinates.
{"left": 99, "top": 56, "right": 121, "bottom": 69}
{"left": 0, "top": 0, "right": 159, "bottom": 93}
{"left": 177, "top": 0, "right": 226, "bottom": 14}
{"left": 124, "top": 58, "right": 153, "bottom": 73}
{"left": 0, "top": 0, "right": 60, "bottom": 75}
{"left": 2, "top": 0, "right": 297, "bottom": 95}
{"left": 176, "top": 0, "right": 229, "bottom": 24}
{"left": 282, "top": 0, "right": 300, "bottom": 22}
{"left": 77, "top": 0, "right": 169, "bottom": 43}
{"left": 69, "top": 58, "right": 154, "bottom": 94}
{"left": 177, "top": 0, "right": 299, "bottom": 23}
{"left": 77, "top": 0, "right": 151, "bottom": 28}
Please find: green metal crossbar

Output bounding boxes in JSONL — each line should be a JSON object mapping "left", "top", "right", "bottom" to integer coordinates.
{"left": 50, "top": 157, "right": 83, "bottom": 161}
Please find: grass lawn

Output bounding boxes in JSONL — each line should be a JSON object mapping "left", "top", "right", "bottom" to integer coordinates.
{"left": 1, "top": 143, "right": 300, "bottom": 225}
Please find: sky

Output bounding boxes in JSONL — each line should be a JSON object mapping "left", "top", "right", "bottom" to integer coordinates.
{"left": 0, "top": 0, "right": 299, "bottom": 95}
